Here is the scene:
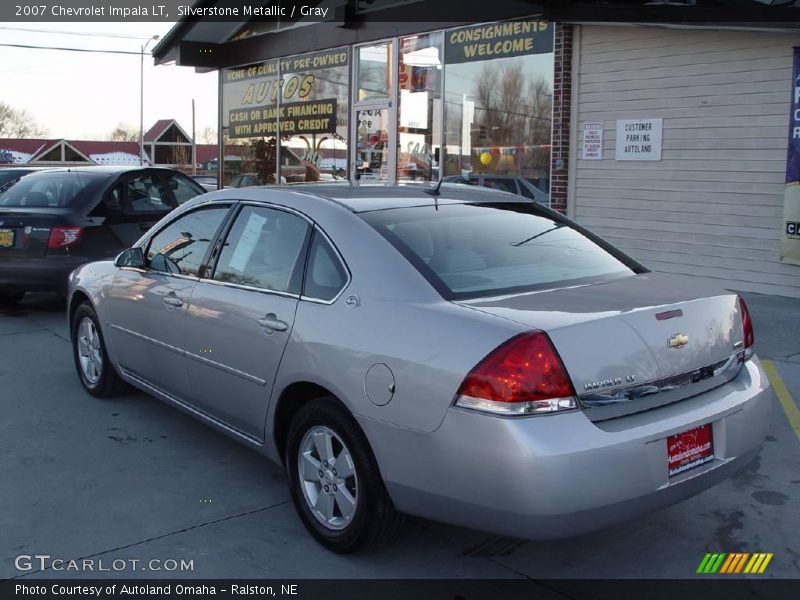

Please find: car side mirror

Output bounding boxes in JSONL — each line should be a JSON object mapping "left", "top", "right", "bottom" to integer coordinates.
{"left": 115, "top": 247, "right": 145, "bottom": 269}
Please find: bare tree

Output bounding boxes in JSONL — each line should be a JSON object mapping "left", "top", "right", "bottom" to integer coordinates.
{"left": 171, "top": 144, "right": 191, "bottom": 169}
{"left": 199, "top": 126, "right": 217, "bottom": 145}
{"left": 472, "top": 62, "right": 552, "bottom": 176}
{"left": 0, "top": 102, "right": 47, "bottom": 138}
{"left": 108, "top": 123, "right": 138, "bottom": 142}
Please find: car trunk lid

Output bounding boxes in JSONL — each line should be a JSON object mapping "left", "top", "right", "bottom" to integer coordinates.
{"left": 458, "top": 272, "right": 746, "bottom": 421}
{"left": 0, "top": 208, "right": 72, "bottom": 258}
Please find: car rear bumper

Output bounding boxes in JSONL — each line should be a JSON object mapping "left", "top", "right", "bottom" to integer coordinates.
{"left": 359, "top": 357, "right": 771, "bottom": 540}
{"left": 0, "top": 256, "right": 88, "bottom": 293}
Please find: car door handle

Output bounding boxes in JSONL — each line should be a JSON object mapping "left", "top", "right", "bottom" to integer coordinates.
{"left": 164, "top": 296, "right": 183, "bottom": 308}
{"left": 257, "top": 314, "right": 288, "bottom": 332}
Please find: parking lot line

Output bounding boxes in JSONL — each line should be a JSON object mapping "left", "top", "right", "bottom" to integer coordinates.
{"left": 762, "top": 359, "right": 800, "bottom": 443}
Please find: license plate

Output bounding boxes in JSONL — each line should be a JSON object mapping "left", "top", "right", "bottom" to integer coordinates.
{"left": 667, "top": 423, "right": 714, "bottom": 477}
{"left": 0, "top": 229, "right": 14, "bottom": 248}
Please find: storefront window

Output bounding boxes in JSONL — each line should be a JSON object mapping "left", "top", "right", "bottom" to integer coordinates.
{"left": 278, "top": 48, "right": 350, "bottom": 182}
{"left": 443, "top": 20, "right": 554, "bottom": 203}
{"left": 397, "top": 32, "right": 443, "bottom": 182}
{"left": 221, "top": 59, "right": 280, "bottom": 186}
{"left": 219, "top": 18, "right": 553, "bottom": 194}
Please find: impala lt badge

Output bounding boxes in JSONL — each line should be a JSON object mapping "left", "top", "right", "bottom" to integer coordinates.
{"left": 668, "top": 333, "right": 690, "bottom": 349}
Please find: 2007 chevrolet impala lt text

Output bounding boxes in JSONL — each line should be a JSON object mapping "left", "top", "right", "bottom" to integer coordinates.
{"left": 66, "top": 184, "right": 770, "bottom": 552}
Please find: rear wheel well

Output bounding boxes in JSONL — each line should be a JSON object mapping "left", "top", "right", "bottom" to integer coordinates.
{"left": 68, "top": 291, "right": 91, "bottom": 332}
{"left": 273, "top": 382, "right": 347, "bottom": 466}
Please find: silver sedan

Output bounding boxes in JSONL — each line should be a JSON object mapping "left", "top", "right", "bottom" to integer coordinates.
{"left": 67, "top": 184, "right": 771, "bottom": 552}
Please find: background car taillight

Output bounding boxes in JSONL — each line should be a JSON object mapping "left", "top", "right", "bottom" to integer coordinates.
{"left": 455, "top": 331, "right": 577, "bottom": 416}
{"left": 47, "top": 226, "right": 83, "bottom": 249}
{"left": 738, "top": 296, "right": 754, "bottom": 360}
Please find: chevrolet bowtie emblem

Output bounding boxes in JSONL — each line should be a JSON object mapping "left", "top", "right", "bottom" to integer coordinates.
{"left": 668, "top": 333, "right": 689, "bottom": 349}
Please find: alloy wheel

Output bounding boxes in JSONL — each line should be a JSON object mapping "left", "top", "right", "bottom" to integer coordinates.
{"left": 297, "top": 425, "right": 358, "bottom": 531}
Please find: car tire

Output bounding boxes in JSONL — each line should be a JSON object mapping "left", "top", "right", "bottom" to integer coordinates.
{"left": 0, "top": 290, "right": 24, "bottom": 307}
{"left": 71, "top": 302, "right": 126, "bottom": 398}
{"left": 285, "top": 397, "right": 404, "bottom": 553}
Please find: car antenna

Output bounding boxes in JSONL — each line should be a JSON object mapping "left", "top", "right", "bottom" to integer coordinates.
{"left": 423, "top": 177, "right": 443, "bottom": 209}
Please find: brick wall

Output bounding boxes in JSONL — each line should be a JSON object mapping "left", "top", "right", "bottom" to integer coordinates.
{"left": 550, "top": 24, "right": 573, "bottom": 214}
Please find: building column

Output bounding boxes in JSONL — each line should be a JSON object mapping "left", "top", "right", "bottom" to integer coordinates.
{"left": 550, "top": 23, "right": 573, "bottom": 214}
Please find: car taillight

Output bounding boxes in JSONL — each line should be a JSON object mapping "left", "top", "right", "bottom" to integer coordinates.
{"left": 48, "top": 226, "right": 83, "bottom": 249}
{"left": 739, "top": 296, "right": 754, "bottom": 360}
{"left": 455, "top": 331, "right": 577, "bottom": 416}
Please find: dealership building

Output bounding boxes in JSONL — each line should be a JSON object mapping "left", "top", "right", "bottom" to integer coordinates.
{"left": 153, "top": 0, "right": 800, "bottom": 298}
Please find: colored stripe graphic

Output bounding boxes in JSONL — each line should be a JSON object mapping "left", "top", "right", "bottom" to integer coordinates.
{"left": 697, "top": 553, "right": 714, "bottom": 573}
{"left": 759, "top": 553, "right": 774, "bottom": 573}
{"left": 698, "top": 553, "right": 773, "bottom": 574}
{"left": 699, "top": 553, "right": 727, "bottom": 573}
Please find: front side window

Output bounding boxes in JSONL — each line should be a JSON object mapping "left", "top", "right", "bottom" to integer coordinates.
{"left": 303, "top": 232, "right": 348, "bottom": 301}
{"left": 146, "top": 207, "right": 229, "bottom": 277}
{"left": 213, "top": 206, "right": 310, "bottom": 294}
{"left": 362, "top": 203, "right": 640, "bottom": 299}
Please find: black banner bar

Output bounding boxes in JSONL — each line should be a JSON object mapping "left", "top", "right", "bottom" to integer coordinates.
{"left": 2, "top": 580, "right": 798, "bottom": 600}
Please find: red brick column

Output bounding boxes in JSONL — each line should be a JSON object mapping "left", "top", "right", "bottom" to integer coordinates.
{"left": 550, "top": 24, "right": 573, "bottom": 214}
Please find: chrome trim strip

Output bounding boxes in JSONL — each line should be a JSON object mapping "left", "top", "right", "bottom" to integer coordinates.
{"left": 580, "top": 351, "right": 745, "bottom": 420}
{"left": 184, "top": 351, "right": 267, "bottom": 386}
{"left": 109, "top": 324, "right": 185, "bottom": 356}
{"left": 196, "top": 276, "right": 301, "bottom": 299}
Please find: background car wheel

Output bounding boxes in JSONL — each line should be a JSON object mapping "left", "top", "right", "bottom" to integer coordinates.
{"left": 0, "top": 290, "right": 24, "bottom": 307}
{"left": 71, "top": 302, "right": 126, "bottom": 398}
{"left": 286, "top": 397, "right": 404, "bottom": 553}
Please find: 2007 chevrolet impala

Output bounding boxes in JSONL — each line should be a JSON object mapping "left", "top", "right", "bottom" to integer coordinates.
{"left": 67, "top": 184, "right": 770, "bottom": 552}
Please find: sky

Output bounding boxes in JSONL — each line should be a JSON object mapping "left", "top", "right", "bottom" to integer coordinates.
{"left": 0, "top": 22, "right": 218, "bottom": 140}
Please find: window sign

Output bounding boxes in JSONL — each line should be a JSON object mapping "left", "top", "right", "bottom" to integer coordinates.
{"left": 445, "top": 20, "right": 553, "bottom": 65}
{"left": 615, "top": 118, "right": 662, "bottom": 161}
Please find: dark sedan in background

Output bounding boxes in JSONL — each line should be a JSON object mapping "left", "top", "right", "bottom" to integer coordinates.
{"left": 442, "top": 174, "right": 550, "bottom": 205}
{"left": 0, "top": 166, "right": 205, "bottom": 306}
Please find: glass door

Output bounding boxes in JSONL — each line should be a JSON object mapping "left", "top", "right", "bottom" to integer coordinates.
{"left": 352, "top": 40, "right": 397, "bottom": 183}
{"left": 355, "top": 107, "right": 391, "bottom": 182}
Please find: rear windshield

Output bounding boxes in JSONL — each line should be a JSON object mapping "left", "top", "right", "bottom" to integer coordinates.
{"left": 361, "top": 203, "right": 641, "bottom": 299}
{"left": 0, "top": 171, "right": 26, "bottom": 189}
{"left": 0, "top": 171, "right": 103, "bottom": 208}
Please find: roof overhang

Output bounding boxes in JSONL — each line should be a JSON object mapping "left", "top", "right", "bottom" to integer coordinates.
{"left": 152, "top": 0, "right": 800, "bottom": 70}
{"left": 153, "top": 0, "right": 546, "bottom": 68}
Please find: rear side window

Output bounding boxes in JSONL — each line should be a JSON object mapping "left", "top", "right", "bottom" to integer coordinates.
{"left": 362, "top": 203, "right": 639, "bottom": 300}
{"left": 303, "top": 232, "right": 348, "bottom": 301}
{"left": 165, "top": 173, "right": 204, "bottom": 204}
{"left": 127, "top": 173, "right": 173, "bottom": 212}
{"left": 213, "top": 206, "right": 310, "bottom": 294}
{"left": 146, "top": 207, "right": 229, "bottom": 277}
{"left": 482, "top": 177, "right": 518, "bottom": 194}
{"left": 0, "top": 172, "right": 98, "bottom": 207}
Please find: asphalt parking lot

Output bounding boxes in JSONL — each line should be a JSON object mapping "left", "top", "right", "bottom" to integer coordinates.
{"left": 2, "top": 290, "right": 798, "bottom": 580}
